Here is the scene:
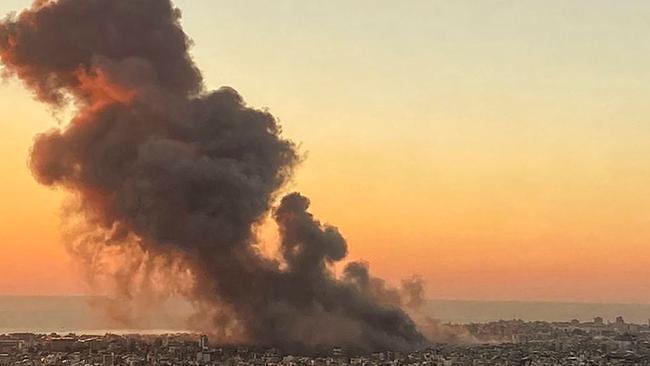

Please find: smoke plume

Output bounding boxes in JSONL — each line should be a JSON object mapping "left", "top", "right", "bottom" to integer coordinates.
{"left": 0, "top": 0, "right": 428, "bottom": 352}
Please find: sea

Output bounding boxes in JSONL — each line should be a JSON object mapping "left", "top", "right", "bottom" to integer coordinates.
{"left": 1, "top": 296, "right": 650, "bottom": 334}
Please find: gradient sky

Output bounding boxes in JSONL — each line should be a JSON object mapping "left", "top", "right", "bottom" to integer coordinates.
{"left": 1, "top": 0, "right": 650, "bottom": 303}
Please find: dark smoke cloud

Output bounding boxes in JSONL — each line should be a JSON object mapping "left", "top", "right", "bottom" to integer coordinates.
{"left": 0, "top": 0, "right": 428, "bottom": 352}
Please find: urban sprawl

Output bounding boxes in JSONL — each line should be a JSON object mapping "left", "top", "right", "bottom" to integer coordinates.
{"left": 2, "top": 317, "right": 650, "bottom": 366}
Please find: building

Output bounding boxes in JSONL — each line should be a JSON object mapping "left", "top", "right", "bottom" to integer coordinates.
{"left": 199, "top": 335, "right": 209, "bottom": 350}
{"left": 49, "top": 337, "right": 76, "bottom": 352}
{"left": 103, "top": 353, "right": 115, "bottom": 366}
{"left": 0, "top": 340, "right": 24, "bottom": 353}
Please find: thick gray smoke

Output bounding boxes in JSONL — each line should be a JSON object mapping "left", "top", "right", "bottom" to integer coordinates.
{"left": 0, "top": 0, "right": 428, "bottom": 352}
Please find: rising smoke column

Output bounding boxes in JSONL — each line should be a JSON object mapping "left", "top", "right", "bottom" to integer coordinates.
{"left": 0, "top": 0, "right": 428, "bottom": 352}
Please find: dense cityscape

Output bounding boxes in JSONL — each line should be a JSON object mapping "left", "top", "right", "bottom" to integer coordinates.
{"left": 2, "top": 316, "right": 650, "bottom": 366}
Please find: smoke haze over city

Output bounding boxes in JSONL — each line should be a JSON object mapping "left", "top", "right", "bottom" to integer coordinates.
{"left": 0, "top": 0, "right": 439, "bottom": 353}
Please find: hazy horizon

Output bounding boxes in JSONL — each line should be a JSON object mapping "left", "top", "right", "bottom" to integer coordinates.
{"left": 2, "top": 296, "right": 650, "bottom": 335}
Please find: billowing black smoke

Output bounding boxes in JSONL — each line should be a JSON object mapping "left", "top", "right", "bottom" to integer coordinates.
{"left": 0, "top": 0, "right": 428, "bottom": 352}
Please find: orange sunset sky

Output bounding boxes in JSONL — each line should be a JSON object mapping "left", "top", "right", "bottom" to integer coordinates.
{"left": 1, "top": 0, "right": 650, "bottom": 303}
